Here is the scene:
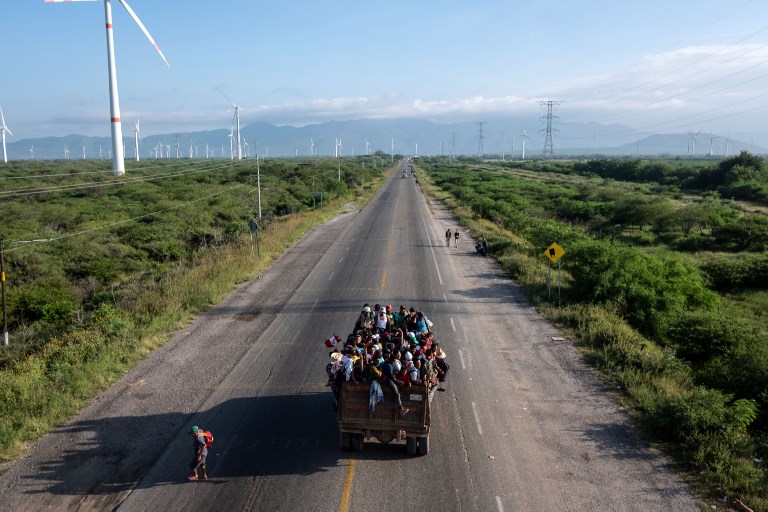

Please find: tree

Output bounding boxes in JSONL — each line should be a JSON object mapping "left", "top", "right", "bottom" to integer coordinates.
{"left": 676, "top": 204, "right": 707, "bottom": 236}
{"left": 712, "top": 216, "right": 768, "bottom": 251}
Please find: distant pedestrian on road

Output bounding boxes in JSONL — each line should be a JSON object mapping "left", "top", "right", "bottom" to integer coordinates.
{"left": 188, "top": 426, "right": 208, "bottom": 481}
{"left": 445, "top": 229, "right": 452, "bottom": 247}
{"left": 454, "top": 229, "right": 460, "bottom": 247}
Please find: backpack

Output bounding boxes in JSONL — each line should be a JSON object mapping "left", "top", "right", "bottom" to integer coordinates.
{"left": 203, "top": 430, "right": 214, "bottom": 448}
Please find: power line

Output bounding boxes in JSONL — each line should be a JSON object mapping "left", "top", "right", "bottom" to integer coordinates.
{"left": 588, "top": 42, "right": 768, "bottom": 126}
{"left": 5, "top": 184, "right": 245, "bottom": 254}
{"left": 0, "top": 160, "right": 244, "bottom": 200}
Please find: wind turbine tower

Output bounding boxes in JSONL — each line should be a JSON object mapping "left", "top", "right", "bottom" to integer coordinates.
{"left": 691, "top": 129, "right": 703, "bottom": 156}
{"left": 46, "top": 0, "right": 170, "bottom": 176}
{"left": 222, "top": 93, "right": 242, "bottom": 159}
{"left": 133, "top": 119, "right": 141, "bottom": 161}
{"left": 522, "top": 130, "right": 529, "bottom": 160}
{"left": 0, "top": 105, "right": 12, "bottom": 164}
{"left": 709, "top": 133, "right": 719, "bottom": 157}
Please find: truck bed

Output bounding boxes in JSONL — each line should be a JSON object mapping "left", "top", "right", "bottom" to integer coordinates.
{"left": 337, "top": 381, "right": 431, "bottom": 454}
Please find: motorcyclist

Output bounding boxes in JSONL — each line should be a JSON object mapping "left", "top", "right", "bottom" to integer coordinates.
{"left": 475, "top": 238, "right": 488, "bottom": 256}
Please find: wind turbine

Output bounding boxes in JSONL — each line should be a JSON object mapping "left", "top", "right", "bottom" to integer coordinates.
{"left": 709, "top": 132, "right": 719, "bottom": 157}
{"left": 522, "top": 130, "right": 529, "bottom": 160}
{"left": 310, "top": 137, "right": 315, "bottom": 156}
{"left": 0, "top": 105, "right": 12, "bottom": 163}
{"left": 133, "top": 118, "right": 141, "bottom": 161}
{"left": 29, "top": 145, "right": 34, "bottom": 160}
{"left": 333, "top": 138, "right": 341, "bottom": 181}
{"left": 691, "top": 129, "right": 703, "bottom": 156}
{"left": 222, "top": 93, "right": 242, "bottom": 159}
{"left": 82, "top": 145, "right": 87, "bottom": 160}
{"left": 45, "top": 0, "right": 170, "bottom": 176}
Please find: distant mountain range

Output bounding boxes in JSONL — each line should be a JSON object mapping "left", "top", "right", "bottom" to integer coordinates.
{"left": 5, "top": 117, "right": 765, "bottom": 160}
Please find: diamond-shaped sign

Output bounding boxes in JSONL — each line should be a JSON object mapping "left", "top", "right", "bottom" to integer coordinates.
{"left": 544, "top": 242, "right": 565, "bottom": 263}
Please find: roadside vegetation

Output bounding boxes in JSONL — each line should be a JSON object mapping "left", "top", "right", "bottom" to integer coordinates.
{"left": 0, "top": 154, "right": 391, "bottom": 460}
{"left": 417, "top": 153, "right": 768, "bottom": 510}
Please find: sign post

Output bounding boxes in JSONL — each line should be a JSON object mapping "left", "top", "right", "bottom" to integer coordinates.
{"left": 544, "top": 242, "right": 565, "bottom": 302}
{"left": 1, "top": 238, "right": 7, "bottom": 346}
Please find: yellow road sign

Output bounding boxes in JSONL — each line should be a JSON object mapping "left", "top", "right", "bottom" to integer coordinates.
{"left": 544, "top": 242, "right": 565, "bottom": 263}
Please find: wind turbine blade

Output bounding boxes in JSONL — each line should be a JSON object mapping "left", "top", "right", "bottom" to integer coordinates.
{"left": 117, "top": 0, "right": 170, "bottom": 68}
{"left": 221, "top": 92, "right": 237, "bottom": 108}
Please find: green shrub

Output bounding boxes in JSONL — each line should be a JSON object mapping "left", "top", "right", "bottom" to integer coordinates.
{"left": 701, "top": 254, "right": 768, "bottom": 291}
{"left": 568, "top": 240, "right": 718, "bottom": 337}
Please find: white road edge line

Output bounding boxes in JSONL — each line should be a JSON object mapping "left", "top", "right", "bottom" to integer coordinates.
{"left": 312, "top": 299, "right": 319, "bottom": 311}
{"left": 459, "top": 349, "right": 467, "bottom": 370}
{"left": 443, "top": 293, "right": 448, "bottom": 303}
{"left": 338, "top": 257, "right": 344, "bottom": 263}
{"left": 471, "top": 401, "right": 483, "bottom": 435}
{"left": 418, "top": 200, "right": 444, "bottom": 285}
{"left": 328, "top": 272, "right": 334, "bottom": 281}
{"left": 496, "top": 496, "right": 504, "bottom": 512}
{"left": 450, "top": 318, "right": 456, "bottom": 332}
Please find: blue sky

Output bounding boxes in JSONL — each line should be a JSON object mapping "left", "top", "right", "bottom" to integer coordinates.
{"left": 3, "top": 0, "right": 768, "bottom": 143}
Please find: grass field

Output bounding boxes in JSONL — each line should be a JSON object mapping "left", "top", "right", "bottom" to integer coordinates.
{"left": 416, "top": 155, "right": 768, "bottom": 510}
{"left": 0, "top": 155, "right": 391, "bottom": 460}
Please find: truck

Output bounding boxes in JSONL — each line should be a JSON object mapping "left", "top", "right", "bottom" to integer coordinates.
{"left": 337, "top": 380, "right": 431, "bottom": 455}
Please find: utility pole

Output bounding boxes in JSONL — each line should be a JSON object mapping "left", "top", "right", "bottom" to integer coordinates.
{"left": 256, "top": 155, "right": 262, "bottom": 221}
{"left": 1, "top": 238, "right": 8, "bottom": 346}
{"left": 538, "top": 100, "right": 562, "bottom": 158}
{"left": 476, "top": 121, "right": 486, "bottom": 157}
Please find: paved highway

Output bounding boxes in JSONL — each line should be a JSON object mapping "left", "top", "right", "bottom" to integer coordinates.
{"left": 0, "top": 163, "right": 697, "bottom": 511}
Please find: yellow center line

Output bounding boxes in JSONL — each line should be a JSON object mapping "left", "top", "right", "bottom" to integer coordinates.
{"left": 380, "top": 268, "right": 388, "bottom": 289}
{"left": 339, "top": 457, "right": 356, "bottom": 512}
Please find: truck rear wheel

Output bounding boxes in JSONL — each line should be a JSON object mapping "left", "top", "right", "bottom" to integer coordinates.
{"left": 405, "top": 436, "right": 417, "bottom": 455}
{"left": 351, "top": 433, "right": 364, "bottom": 452}
{"left": 340, "top": 432, "right": 352, "bottom": 451}
{"left": 417, "top": 435, "right": 429, "bottom": 456}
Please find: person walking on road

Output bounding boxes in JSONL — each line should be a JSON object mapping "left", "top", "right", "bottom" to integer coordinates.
{"left": 454, "top": 228, "right": 460, "bottom": 247}
{"left": 445, "top": 229, "right": 452, "bottom": 247}
{"left": 188, "top": 426, "right": 208, "bottom": 481}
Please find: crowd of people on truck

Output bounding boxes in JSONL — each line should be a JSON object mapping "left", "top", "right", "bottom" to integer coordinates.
{"left": 326, "top": 303, "right": 449, "bottom": 414}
